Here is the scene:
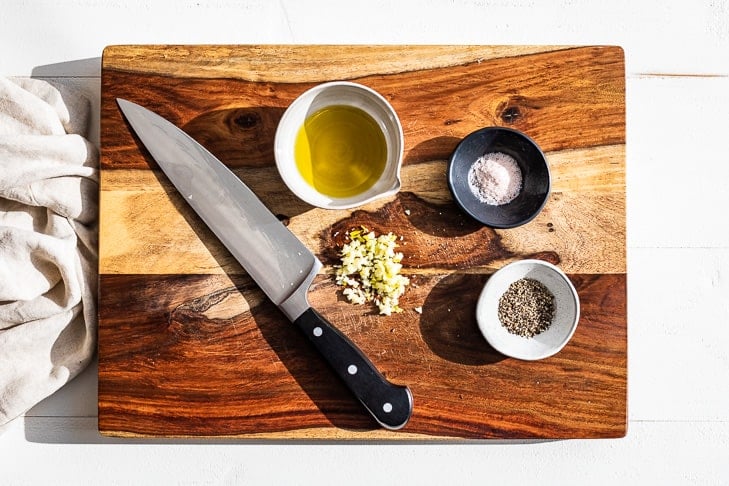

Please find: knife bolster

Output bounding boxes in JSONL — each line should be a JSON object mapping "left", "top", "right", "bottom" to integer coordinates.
{"left": 278, "top": 259, "right": 322, "bottom": 321}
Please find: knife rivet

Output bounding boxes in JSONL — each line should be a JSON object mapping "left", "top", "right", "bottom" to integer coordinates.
{"left": 383, "top": 402, "right": 393, "bottom": 413}
{"left": 313, "top": 327, "right": 323, "bottom": 337}
{"left": 347, "top": 365, "right": 358, "bottom": 375}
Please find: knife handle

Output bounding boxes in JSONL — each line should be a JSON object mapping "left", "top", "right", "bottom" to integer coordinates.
{"left": 294, "top": 308, "right": 413, "bottom": 430}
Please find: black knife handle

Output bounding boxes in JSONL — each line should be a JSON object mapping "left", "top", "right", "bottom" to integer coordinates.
{"left": 294, "top": 307, "right": 413, "bottom": 430}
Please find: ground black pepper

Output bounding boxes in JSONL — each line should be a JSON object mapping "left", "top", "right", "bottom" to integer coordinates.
{"left": 498, "top": 278, "right": 555, "bottom": 337}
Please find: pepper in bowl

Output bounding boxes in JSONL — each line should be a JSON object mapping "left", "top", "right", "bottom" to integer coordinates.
{"left": 476, "top": 259, "right": 580, "bottom": 361}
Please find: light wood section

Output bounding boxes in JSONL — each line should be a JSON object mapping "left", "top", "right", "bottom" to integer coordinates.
{"left": 100, "top": 144, "right": 625, "bottom": 275}
{"left": 102, "top": 45, "right": 569, "bottom": 82}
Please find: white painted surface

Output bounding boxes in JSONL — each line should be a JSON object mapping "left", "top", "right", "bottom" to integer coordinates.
{"left": 2, "top": 1, "right": 728, "bottom": 484}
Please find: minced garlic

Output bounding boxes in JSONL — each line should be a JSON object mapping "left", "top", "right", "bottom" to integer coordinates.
{"left": 335, "top": 227, "right": 410, "bottom": 316}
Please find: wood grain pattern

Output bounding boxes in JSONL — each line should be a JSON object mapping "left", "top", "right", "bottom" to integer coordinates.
{"left": 99, "top": 45, "right": 626, "bottom": 439}
{"left": 101, "top": 45, "right": 624, "bottom": 170}
{"left": 98, "top": 272, "right": 626, "bottom": 439}
{"left": 100, "top": 144, "right": 625, "bottom": 275}
{"left": 102, "top": 45, "right": 568, "bottom": 83}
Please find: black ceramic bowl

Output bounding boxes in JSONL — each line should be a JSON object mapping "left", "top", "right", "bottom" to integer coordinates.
{"left": 447, "top": 127, "right": 550, "bottom": 229}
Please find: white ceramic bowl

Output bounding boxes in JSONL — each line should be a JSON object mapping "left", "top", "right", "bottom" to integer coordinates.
{"left": 476, "top": 259, "right": 580, "bottom": 360}
{"left": 273, "top": 81, "right": 404, "bottom": 209}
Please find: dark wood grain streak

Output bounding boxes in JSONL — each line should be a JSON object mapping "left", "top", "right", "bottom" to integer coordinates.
{"left": 98, "top": 272, "right": 626, "bottom": 438}
{"left": 320, "top": 192, "right": 560, "bottom": 269}
{"left": 101, "top": 46, "right": 624, "bottom": 171}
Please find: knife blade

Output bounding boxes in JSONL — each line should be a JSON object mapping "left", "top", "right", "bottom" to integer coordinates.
{"left": 116, "top": 98, "right": 413, "bottom": 430}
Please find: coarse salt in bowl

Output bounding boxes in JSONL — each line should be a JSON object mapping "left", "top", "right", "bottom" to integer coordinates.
{"left": 447, "top": 127, "right": 550, "bottom": 229}
{"left": 476, "top": 259, "right": 580, "bottom": 361}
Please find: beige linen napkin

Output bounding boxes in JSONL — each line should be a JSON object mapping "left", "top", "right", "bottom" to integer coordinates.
{"left": 0, "top": 77, "right": 98, "bottom": 426}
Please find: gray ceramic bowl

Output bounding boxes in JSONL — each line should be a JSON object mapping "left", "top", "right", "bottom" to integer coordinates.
{"left": 447, "top": 127, "right": 550, "bottom": 228}
{"left": 476, "top": 259, "right": 580, "bottom": 360}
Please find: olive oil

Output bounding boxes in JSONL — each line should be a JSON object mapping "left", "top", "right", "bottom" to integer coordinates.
{"left": 294, "top": 105, "right": 387, "bottom": 198}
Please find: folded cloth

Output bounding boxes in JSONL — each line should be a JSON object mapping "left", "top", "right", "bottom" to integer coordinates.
{"left": 0, "top": 77, "right": 98, "bottom": 426}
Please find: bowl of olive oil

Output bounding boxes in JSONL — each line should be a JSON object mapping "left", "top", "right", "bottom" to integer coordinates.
{"left": 274, "top": 82, "right": 403, "bottom": 209}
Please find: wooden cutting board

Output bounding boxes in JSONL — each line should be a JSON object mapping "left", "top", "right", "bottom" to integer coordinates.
{"left": 99, "top": 45, "right": 626, "bottom": 439}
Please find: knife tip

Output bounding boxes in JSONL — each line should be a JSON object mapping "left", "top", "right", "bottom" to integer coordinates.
{"left": 116, "top": 98, "right": 140, "bottom": 118}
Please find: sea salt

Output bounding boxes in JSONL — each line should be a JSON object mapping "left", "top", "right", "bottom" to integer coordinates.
{"left": 467, "top": 152, "right": 522, "bottom": 205}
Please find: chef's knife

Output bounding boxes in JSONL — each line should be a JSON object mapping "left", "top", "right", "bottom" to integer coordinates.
{"left": 116, "top": 99, "right": 413, "bottom": 430}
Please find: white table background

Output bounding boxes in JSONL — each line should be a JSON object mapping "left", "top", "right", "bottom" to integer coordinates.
{"left": 2, "top": 1, "right": 728, "bottom": 484}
